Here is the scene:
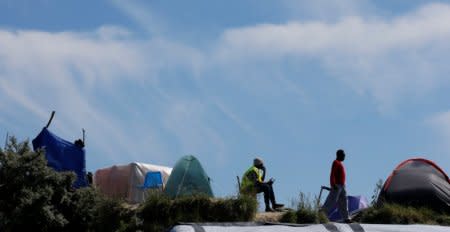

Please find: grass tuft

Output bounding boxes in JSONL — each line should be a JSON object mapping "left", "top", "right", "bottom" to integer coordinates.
{"left": 138, "top": 192, "right": 257, "bottom": 231}
{"left": 280, "top": 192, "right": 328, "bottom": 224}
{"left": 361, "top": 203, "right": 450, "bottom": 225}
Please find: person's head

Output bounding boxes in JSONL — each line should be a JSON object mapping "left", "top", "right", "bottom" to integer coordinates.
{"left": 336, "top": 149, "right": 346, "bottom": 161}
{"left": 253, "top": 157, "right": 264, "bottom": 169}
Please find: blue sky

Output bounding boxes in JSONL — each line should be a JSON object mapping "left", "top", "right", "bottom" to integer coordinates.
{"left": 1, "top": 0, "right": 450, "bottom": 205}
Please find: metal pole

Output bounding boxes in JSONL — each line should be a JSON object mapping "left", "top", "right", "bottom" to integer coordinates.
{"left": 82, "top": 128, "right": 85, "bottom": 145}
{"left": 317, "top": 186, "right": 331, "bottom": 209}
{"left": 4, "top": 132, "right": 8, "bottom": 150}
{"left": 45, "top": 111, "right": 55, "bottom": 128}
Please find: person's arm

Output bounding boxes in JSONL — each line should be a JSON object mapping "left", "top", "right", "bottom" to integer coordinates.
{"left": 261, "top": 166, "right": 266, "bottom": 182}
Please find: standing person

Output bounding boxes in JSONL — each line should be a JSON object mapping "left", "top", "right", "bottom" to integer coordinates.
{"left": 321, "top": 149, "right": 352, "bottom": 223}
{"left": 241, "top": 157, "right": 284, "bottom": 212}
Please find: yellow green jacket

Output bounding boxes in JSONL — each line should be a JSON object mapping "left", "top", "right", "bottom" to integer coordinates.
{"left": 241, "top": 166, "right": 263, "bottom": 193}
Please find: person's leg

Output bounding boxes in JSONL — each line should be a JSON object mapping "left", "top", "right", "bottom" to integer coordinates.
{"left": 337, "top": 185, "right": 350, "bottom": 221}
{"left": 321, "top": 187, "right": 341, "bottom": 214}
{"left": 256, "top": 184, "right": 272, "bottom": 211}
{"left": 268, "top": 184, "right": 276, "bottom": 206}
{"left": 267, "top": 184, "right": 284, "bottom": 209}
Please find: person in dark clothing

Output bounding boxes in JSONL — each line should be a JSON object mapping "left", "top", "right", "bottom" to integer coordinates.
{"left": 241, "top": 157, "right": 284, "bottom": 212}
{"left": 321, "top": 149, "right": 352, "bottom": 223}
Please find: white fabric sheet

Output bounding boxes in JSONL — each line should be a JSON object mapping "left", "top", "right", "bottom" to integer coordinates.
{"left": 170, "top": 223, "right": 450, "bottom": 232}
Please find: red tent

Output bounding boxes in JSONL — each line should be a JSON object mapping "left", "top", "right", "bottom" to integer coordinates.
{"left": 379, "top": 158, "right": 450, "bottom": 212}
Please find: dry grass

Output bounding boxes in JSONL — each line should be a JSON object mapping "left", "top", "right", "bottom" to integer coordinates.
{"left": 255, "top": 212, "right": 285, "bottom": 222}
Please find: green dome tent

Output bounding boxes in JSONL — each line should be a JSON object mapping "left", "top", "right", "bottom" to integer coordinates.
{"left": 164, "top": 155, "right": 213, "bottom": 198}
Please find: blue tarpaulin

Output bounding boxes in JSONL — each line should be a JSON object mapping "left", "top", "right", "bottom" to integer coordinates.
{"left": 328, "top": 195, "right": 369, "bottom": 221}
{"left": 32, "top": 128, "right": 87, "bottom": 188}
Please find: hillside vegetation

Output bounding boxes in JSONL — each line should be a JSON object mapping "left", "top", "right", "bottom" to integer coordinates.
{"left": 0, "top": 137, "right": 448, "bottom": 231}
{"left": 279, "top": 191, "right": 450, "bottom": 226}
{"left": 0, "top": 137, "right": 256, "bottom": 231}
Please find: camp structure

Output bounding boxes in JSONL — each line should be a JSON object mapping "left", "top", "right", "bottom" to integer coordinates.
{"left": 94, "top": 162, "right": 172, "bottom": 203}
{"left": 327, "top": 195, "right": 368, "bottom": 221}
{"left": 170, "top": 222, "right": 450, "bottom": 232}
{"left": 32, "top": 127, "right": 88, "bottom": 188}
{"left": 378, "top": 158, "right": 450, "bottom": 212}
{"left": 164, "top": 155, "right": 213, "bottom": 198}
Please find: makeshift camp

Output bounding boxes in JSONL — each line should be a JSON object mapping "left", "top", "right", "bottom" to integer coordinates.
{"left": 32, "top": 127, "right": 88, "bottom": 188}
{"left": 164, "top": 155, "right": 213, "bottom": 198}
{"left": 378, "top": 158, "right": 450, "bottom": 212}
{"left": 170, "top": 222, "right": 450, "bottom": 232}
{"left": 328, "top": 195, "right": 368, "bottom": 221}
{"left": 94, "top": 162, "right": 172, "bottom": 203}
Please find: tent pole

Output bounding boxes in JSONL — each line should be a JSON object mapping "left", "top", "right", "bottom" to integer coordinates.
{"left": 45, "top": 111, "right": 56, "bottom": 128}
{"left": 317, "top": 186, "right": 331, "bottom": 210}
{"left": 4, "top": 132, "right": 8, "bottom": 150}
{"left": 82, "top": 128, "right": 86, "bottom": 146}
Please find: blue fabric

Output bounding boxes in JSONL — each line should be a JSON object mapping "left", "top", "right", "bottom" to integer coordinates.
{"left": 139, "top": 171, "right": 163, "bottom": 189}
{"left": 328, "top": 195, "right": 369, "bottom": 221}
{"left": 32, "top": 128, "right": 87, "bottom": 188}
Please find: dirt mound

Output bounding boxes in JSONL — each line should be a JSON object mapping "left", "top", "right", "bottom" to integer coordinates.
{"left": 254, "top": 211, "right": 285, "bottom": 222}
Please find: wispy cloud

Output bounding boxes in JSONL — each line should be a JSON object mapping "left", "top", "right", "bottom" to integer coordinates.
{"left": 2, "top": 2, "right": 450, "bottom": 173}
{"left": 0, "top": 26, "right": 205, "bottom": 167}
{"left": 280, "top": 0, "right": 373, "bottom": 21}
{"left": 214, "top": 3, "right": 450, "bottom": 112}
{"left": 109, "top": 0, "right": 166, "bottom": 36}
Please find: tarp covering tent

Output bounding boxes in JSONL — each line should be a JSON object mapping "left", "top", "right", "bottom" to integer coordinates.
{"left": 32, "top": 127, "right": 87, "bottom": 188}
{"left": 170, "top": 222, "right": 450, "bottom": 232}
{"left": 328, "top": 195, "right": 368, "bottom": 221}
{"left": 164, "top": 155, "right": 213, "bottom": 198}
{"left": 379, "top": 158, "right": 450, "bottom": 212}
{"left": 94, "top": 162, "right": 172, "bottom": 203}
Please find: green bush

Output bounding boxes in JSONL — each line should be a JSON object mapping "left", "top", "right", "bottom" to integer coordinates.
{"left": 0, "top": 137, "right": 136, "bottom": 232}
{"left": 279, "top": 210, "right": 296, "bottom": 223}
{"left": 138, "top": 193, "right": 257, "bottom": 231}
{"left": 361, "top": 203, "right": 450, "bottom": 225}
{"left": 61, "top": 187, "right": 136, "bottom": 232}
{"left": 296, "top": 208, "right": 317, "bottom": 223}
{"left": 0, "top": 137, "right": 75, "bottom": 231}
{"left": 280, "top": 192, "right": 328, "bottom": 224}
{"left": 293, "top": 192, "right": 328, "bottom": 224}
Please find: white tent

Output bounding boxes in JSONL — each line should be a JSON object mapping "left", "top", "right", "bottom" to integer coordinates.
{"left": 170, "top": 223, "right": 450, "bottom": 232}
{"left": 94, "top": 162, "right": 172, "bottom": 203}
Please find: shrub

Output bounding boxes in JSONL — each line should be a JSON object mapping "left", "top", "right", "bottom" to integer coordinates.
{"left": 361, "top": 203, "right": 450, "bottom": 225}
{"left": 138, "top": 193, "right": 257, "bottom": 231}
{"left": 370, "top": 179, "right": 383, "bottom": 206}
{"left": 280, "top": 192, "right": 328, "bottom": 224}
{"left": 279, "top": 210, "right": 296, "bottom": 223}
{"left": 295, "top": 192, "right": 328, "bottom": 224}
{"left": 61, "top": 187, "right": 136, "bottom": 232}
{"left": 0, "top": 137, "right": 75, "bottom": 231}
{"left": 0, "top": 136, "right": 136, "bottom": 232}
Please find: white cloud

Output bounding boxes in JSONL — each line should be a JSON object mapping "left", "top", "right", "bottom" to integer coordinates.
{"left": 218, "top": 4, "right": 450, "bottom": 57}
{"left": 109, "top": 0, "right": 166, "bottom": 36}
{"left": 214, "top": 3, "right": 450, "bottom": 112}
{"left": 280, "top": 0, "right": 373, "bottom": 22}
{"left": 0, "top": 27, "right": 206, "bottom": 167}
{"left": 162, "top": 99, "right": 227, "bottom": 160}
{"left": 2, "top": 2, "right": 450, "bottom": 170}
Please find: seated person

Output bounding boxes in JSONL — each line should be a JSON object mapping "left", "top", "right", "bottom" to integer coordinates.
{"left": 241, "top": 157, "right": 284, "bottom": 212}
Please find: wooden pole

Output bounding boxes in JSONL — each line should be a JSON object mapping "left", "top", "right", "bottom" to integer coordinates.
{"left": 45, "top": 111, "right": 55, "bottom": 128}
{"left": 82, "top": 128, "right": 86, "bottom": 145}
{"left": 4, "top": 132, "right": 8, "bottom": 150}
